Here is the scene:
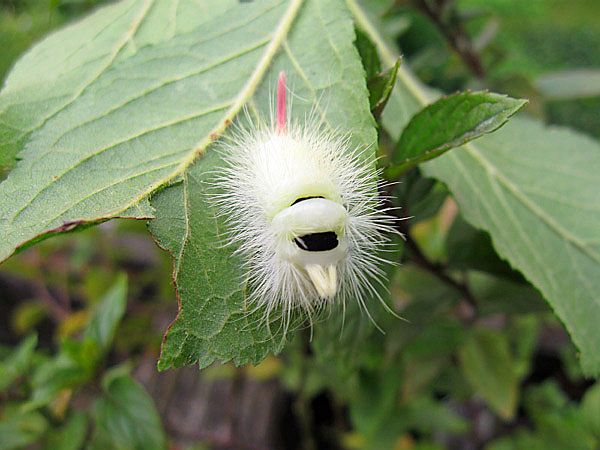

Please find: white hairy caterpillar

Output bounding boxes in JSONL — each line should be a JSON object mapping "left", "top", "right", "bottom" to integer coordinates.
{"left": 214, "top": 72, "right": 398, "bottom": 329}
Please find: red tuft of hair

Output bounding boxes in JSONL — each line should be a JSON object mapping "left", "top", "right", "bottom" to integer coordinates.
{"left": 276, "top": 71, "right": 287, "bottom": 134}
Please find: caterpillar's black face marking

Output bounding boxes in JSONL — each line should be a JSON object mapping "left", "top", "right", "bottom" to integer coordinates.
{"left": 291, "top": 196, "right": 324, "bottom": 206}
{"left": 295, "top": 232, "right": 339, "bottom": 252}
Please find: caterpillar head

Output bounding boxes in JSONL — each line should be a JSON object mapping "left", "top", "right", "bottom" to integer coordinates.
{"left": 272, "top": 196, "right": 348, "bottom": 299}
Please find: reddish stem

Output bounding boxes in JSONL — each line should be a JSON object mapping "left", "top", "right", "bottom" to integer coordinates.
{"left": 276, "top": 71, "right": 287, "bottom": 134}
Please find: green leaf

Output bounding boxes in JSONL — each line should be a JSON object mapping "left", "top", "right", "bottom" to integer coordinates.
{"left": 467, "top": 272, "right": 548, "bottom": 316}
{"left": 368, "top": 59, "right": 401, "bottom": 119}
{"left": 0, "top": 0, "right": 305, "bottom": 262}
{"left": 349, "top": 0, "right": 600, "bottom": 376}
{"left": 150, "top": 164, "right": 287, "bottom": 370}
{"left": 523, "top": 381, "right": 596, "bottom": 450}
{"left": 42, "top": 412, "right": 87, "bottom": 450}
{"left": 350, "top": 363, "right": 406, "bottom": 449}
{"left": 392, "top": 265, "right": 462, "bottom": 324}
{"left": 403, "top": 321, "right": 464, "bottom": 360}
{"left": 84, "top": 273, "right": 127, "bottom": 352}
{"left": 400, "top": 321, "right": 464, "bottom": 402}
{"left": 0, "top": 334, "right": 37, "bottom": 392}
{"left": 150, "top": 0, "right": 378, "bottom": 370}
{"left": 508, "top": 315, "right": 540, "bottom": 379}
{"left": 26, "top": 338, "right": 100, "bottom": 410}
{"left": 355, "top": 26, "right": 400, "bottom": 118}
{"left": 390, "top": 91, "right": 526, "bottom": 176}
{"left": 582, "top": 382, "right": 600, "bottom": 438}
{"left": 424, "top": 118, "right": 600, "bottom": 375}
{"left": 458, "top": 328, "right": 519, "bottom": 420}
{"left": 0, "top": 406, "right": 48, "bottom": 450}
{"left": 536, "top": 69, "right": 600, "bottom": 100}
{"left": 355, "top": 27, "right": 381, "bottom": 79}
{"left": 402, "top": 396, "right": 469, "bottom": 436}
{"left": 395, "top": 171, "right": 448, "bottom": 223}
{"left": 90, "top": 371, "right": 166, "bottom": 450}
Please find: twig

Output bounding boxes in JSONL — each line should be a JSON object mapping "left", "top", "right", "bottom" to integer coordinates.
{"left": 390, "top": 189, "right": 478, "bottom": 323}
{"left": 33, "top": 281, "right": 70, "bottom": 322}
{"left": 413, "top": 0, "right": 486, "bottom": 79}
{"left": 401, "top": 225, "right": 478, "bottom": 321}
{"left": 29, "top": 247, "right": 71, "bottom": 321}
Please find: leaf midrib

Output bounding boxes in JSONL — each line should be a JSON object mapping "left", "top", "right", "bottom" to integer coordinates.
{"left": 167, "top": 0, "right": 305, "bottom": 280}
{"left": 466, "top": 147, "right": 600, "bottom": 265}
{"left": 49, "top": 0, "right": 291, "bottom": 147}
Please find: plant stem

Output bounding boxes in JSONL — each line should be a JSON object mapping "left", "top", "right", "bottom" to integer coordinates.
{"left": 414, "top": 0, "right": 486, "bottom": 79}
{"left": 409, "top": 231, "right": 476, "bottom": 309}
{"left": 395, "top": 212, "right": 478, "bottom": 323}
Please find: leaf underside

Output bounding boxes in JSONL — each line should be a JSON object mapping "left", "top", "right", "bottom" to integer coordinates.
{"left": 349, "top": 0, "right": 600, "bottom": 375}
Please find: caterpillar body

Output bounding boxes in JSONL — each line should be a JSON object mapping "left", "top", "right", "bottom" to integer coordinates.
{"left": 214, "top": 72, "right": 397, "bottom": 329}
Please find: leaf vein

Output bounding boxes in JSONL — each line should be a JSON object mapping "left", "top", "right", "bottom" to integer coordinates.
{"left": 22, "top": 0, "right": 156, "bottom": 139}
{"left": 50, "top": 37, "right": 271, "bottom": 147}
{"left": 464, "top": 144, "right": 600, "bottom": 265}
{"left": 40, "top": 160, "right": 179, "bottom": 230}
{"left": 10, "top": 102, "right": 232, "bottom": 223}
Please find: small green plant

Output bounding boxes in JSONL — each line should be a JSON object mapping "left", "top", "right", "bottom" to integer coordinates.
{"left": 0, "top": 275, "right": 166, "bottom": 450}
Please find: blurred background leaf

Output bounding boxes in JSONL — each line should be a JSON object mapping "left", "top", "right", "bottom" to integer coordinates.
{"left": 89, "top": 369, "right": 166, "bottom": 450}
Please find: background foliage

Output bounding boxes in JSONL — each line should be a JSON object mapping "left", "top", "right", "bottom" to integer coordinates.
{"left": 1, "top": 0, "right": 600, "bottom": 449}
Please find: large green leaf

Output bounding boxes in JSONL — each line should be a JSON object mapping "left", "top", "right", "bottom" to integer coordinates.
{"left": 148, "top": 0, "right": 377, "bottom": 369}
{"left": 349, "top": 0, "right": 600, "bottom": 375}
{"left": 0, "top": 0, "right": 304, "bottom": 261}
{"left": 425, "top": 118, "right": 600, "bottom": 374}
